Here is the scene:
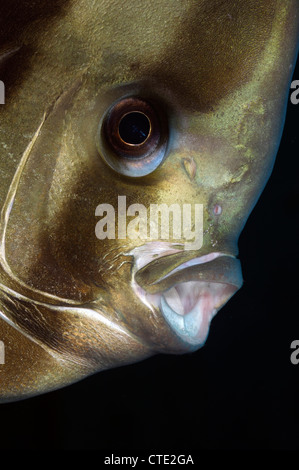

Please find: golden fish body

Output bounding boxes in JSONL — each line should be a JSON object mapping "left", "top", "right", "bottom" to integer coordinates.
{"left": 0, "top": 0, "right": 298, "bottom": 402}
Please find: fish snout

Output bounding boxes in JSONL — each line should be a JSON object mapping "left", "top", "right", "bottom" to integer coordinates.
{"left": 133, "top": 252, "right": 242, "bottom": 348}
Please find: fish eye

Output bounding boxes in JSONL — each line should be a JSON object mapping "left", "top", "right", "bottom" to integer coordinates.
{"left": 97, "top": 96, "right": 168, "bottom": 177}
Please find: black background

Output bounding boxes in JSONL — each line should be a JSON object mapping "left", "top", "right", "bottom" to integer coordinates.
{"left": 0, "top": 57, "right": 298, "bottom": 452}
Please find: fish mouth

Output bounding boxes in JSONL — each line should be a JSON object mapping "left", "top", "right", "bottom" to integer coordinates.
{"left": 133, "top": 251, "right": 242, "bottom": 348}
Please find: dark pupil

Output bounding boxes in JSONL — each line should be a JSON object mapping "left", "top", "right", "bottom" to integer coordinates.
{"left": 118, "top": 112, "right": 150, "bottom": 145}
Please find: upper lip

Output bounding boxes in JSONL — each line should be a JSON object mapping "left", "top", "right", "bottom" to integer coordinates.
{"left": 134, "top": 251, "right": 242, "bottom": 294}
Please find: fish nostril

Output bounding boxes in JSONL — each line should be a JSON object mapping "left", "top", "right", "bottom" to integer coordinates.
{"left": 118, "top": 111, "right": 151, "bottom": 145}
{"left": 213, "top": 204, "right": 222, "bottom": 215}
{"left": 182, "top": 157, "right": 197, "bottom": 180}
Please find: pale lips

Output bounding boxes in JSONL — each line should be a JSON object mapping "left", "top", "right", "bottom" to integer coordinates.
{"left": 159, "top": 280, "right": 237, "bottom": 346}
{"left": 131, "top": 248, "right": 241, "bottom": 347}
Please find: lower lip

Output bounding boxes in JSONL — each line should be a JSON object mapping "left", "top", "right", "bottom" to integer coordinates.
{"left": 158, "top": 280, "right": 238, "bottom": 346}
{"left": 132, "top": 251, "right": 242, "bottom": 348}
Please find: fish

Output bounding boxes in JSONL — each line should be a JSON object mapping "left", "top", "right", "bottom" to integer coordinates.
{"left": 0, "top": 0, "right": 298, "bottom": 402}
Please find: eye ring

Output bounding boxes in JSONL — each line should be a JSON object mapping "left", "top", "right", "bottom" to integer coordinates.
{"left": 97, "top": 96, "right": 168, "bottom": 177}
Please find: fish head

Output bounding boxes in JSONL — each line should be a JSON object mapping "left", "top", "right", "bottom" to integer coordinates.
{"left": 0, "top": 0, "right": 298, "bottom": 400}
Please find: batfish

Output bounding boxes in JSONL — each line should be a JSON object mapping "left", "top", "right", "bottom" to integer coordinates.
{"left": 0, "top": 0, "right": 298, "bottom": 402}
